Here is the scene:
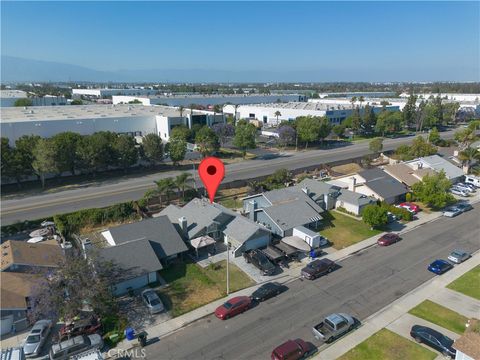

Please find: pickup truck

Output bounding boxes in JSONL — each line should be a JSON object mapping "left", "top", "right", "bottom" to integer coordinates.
{"left": 243, "top": 249, "right": 276, "bottom": 276}
{"left": 312, "top": 313, "right": 355, "bottom": 343}
{"left": 301, "top": 258, "right": 335, "bottom": 280}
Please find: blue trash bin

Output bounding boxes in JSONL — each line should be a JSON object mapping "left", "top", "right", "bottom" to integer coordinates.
{"left": 125, "top": 327, "right": 135, "bottom": 341}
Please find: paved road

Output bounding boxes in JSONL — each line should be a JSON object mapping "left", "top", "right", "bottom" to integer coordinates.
{"left": 0, "top": 130, "right": 457, "bottom": 225}
{"left": 143, "top": 206, "right": 480, "bottom": 360}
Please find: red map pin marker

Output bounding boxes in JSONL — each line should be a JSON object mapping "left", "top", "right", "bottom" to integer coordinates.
{"left": 198, "top": 157, "right": 225, "bottom": 203}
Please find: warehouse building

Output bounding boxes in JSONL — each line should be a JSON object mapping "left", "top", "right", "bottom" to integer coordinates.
{"left": 1, "top": 104, "right": 224, "bottom": 144}
{"left": 72, "top": 88, "right": 159, "bottom": 98}
{"left": 224, "top": 102, "right": 399, "bottom": 126}
{"left": 1, "top": 90, "right": 67, "bottom": 107}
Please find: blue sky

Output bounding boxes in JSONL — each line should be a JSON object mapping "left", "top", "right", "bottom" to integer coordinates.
{"left": 1, "top": 1, "right": 479, "bottom": 81}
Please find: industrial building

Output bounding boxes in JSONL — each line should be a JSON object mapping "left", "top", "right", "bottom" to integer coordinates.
{"left": 1, "top": 104, "right": 224, "bottom": 144}
{"left": 72, "top": 88, "right": 159, "bottom": 98}
{"left": 224, "top": 102, "right": 399, "bottom": 126}
{"left": 0, "top": 90, "right": 67, "bottom": 107}
{"left": 112, "top": 93, "right": 307, "bottom": 107}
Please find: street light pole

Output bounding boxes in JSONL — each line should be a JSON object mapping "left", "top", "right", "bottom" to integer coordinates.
{"left": 226, "top": 242, "right": 230, "bottom": 295}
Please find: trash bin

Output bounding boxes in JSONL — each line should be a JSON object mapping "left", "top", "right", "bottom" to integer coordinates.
{"left": 310, "top": 248, "right": 323, "bottom": 259}
{"left": 125, "top": 327, "right": 135, "bottom": 341}
{"left": 137, "top": 331, "right": 148, "bottom": 347}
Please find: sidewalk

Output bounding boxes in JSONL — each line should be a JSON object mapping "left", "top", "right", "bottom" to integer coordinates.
{"left": 314, "top": 251, "right": 480, "bottom": 360}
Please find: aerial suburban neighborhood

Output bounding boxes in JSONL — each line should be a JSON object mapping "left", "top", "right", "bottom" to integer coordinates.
{"left": 1, "top": 2, "right": 479, "bottom": 360}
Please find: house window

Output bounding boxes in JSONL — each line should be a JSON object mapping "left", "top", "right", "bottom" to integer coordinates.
{"left": 249, "top": 113, "right": 255, "bottom": 118}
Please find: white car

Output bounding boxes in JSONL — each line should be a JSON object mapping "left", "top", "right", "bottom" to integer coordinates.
{"left": 448, "top": 250, "right": 471, "bottom": 264}
{"left": 450, "top": 188, "right": 470, "bottom": 197}
{"left": 141, "top": 289, "right": 164, "bottom": 314}
{"left": 443, "top": 206, "right": 462, "bottom": 218}
{"left": 455, "top": 184, "right": 474, "bottom": 193}
{"left": 23, "top": 319, "right": 52, "bottom": 358}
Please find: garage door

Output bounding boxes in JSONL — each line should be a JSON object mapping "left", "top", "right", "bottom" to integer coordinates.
{"left": 244, "top": 235, "right": 270, "bottom": 251}
{"left": 1, "top": 315, "right": 13, "bottom": 335}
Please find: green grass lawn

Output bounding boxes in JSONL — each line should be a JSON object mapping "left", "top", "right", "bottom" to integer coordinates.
{"left": 447, "top": 265, "right": 480, "bottom": 300}
{"left": 338, "top": 329, "right": 437, "bottom": 360}
{"left": 158, "top": 260, "right": 255, "bottom": 317}
{"left": 409, "top": 300, "right": 468, "bottom": 334}
{"left": 318, "top": 211, "right": 382, "bottom": 249}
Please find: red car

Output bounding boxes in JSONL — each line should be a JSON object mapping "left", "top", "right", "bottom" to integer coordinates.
{"left": 271, "top": 339, "right": 315, "bottom": 360}
{"left": 399, "top": 202, "right": 420, "bottom": 213}
{"left": 377, "top": 233, "right": 401, "bottom": 246}
{"left": 214, "top": 296, "right": 252, "bottom": 320}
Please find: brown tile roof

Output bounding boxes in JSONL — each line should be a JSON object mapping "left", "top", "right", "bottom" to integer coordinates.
{"left": 384, "top": 164, "right": 420, "bottom": 187}
{"left": 0, "top": 272, "right": 40, "bottom": 309}
{"left": 413, "top": 168, "right": 436, "bottom": 178}
{"left": 1, "top": 240, "right": 63, "bottom": 271}
{"left": 454, "top": 332, "right": 480, "bottom": 359}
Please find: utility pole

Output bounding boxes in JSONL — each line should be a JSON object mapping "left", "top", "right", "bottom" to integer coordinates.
{"left": 226, "top": 242, "right": 230, "bottom": 295}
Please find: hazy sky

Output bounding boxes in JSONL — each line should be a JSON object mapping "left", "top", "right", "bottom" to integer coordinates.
{"left": 2, "top": 1, "right": 479, "bottom": 81}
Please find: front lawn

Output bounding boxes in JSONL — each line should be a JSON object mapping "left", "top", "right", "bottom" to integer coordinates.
{"left": 338, "top": 328, "right": 437, "bottom": 360}
{"left": 408, "top": 300, "right": 468, "bottom": 334}
{"left": 159, "top": 260, "right": 254, "bottom": 317}
{"left": 318, "top": 211, "right": 382, "bottom": 249}
{"left": 447, "top": 265, "right": 480, "bottom": 300}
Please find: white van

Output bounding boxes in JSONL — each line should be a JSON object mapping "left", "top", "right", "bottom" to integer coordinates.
{"left": 464, "top": 175, "right": 480, "bottom": 188}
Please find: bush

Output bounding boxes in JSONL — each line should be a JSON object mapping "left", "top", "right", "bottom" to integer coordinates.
{"left": 405, "top": 193, "right": 412, "bottom": 202}
{"left": 388, "top": 206, "right": 413, "bottom": 221}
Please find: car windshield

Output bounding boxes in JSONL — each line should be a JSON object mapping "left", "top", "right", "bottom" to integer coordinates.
{"left": 451, "top": 251, "right": 463, "bottom": 257}
{"left": 223, "top": 302, "right": 233, "bottom": 309}
{"left": 150, "top": 298, "right": 161, "bottom": 306}
{"left": 26, "top": 335, "right": 41, "bottom": 343}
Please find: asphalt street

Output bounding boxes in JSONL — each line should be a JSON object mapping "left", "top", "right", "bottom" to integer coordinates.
{"left": 0, "top": 130, "right": 458, "bottom": 224}
{"left": 143, "top": 206, "right": 480, "bottom": 360}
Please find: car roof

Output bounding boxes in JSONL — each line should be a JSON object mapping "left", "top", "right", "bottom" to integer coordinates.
{"left": 274, "top": 340, "right": 301, "bottom": 354}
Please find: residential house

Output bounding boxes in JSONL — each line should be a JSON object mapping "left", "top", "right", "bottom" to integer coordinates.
{"left": 243, "top": 186, "right": 323, "bottom": 237}
{"left": 453, "top": 322, "right": 480, "bottom": 360}
{"left": 99, "top": 216, "right": 188, "bottom": 295}
{"left": 0, "top": 272, "right": 41, "bottom": 335}
{"left": 1, "top": 240, "right": 63, "bottom": 272}
{"left": 383, "top": 163, "right": 435, "bottom": 188}
{"left": 335, "top": 189, "right": 377, "bottom": 215}
{"left": 160, "top": 198, "right": 271, "bottom": 257}
{"left": 405, "top": 155, "right": 464, "bottom": 183}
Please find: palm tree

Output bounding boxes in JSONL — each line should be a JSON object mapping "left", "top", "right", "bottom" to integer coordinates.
{"left": 350, "top": 96, "right": 357, "bottom": 109}
{"left": 175, "top": 172, "right": 192, "bottom": 200}
{"left": 458, "top": 147, "right": 480, "bottom": 173}
{"left": 154, "top": 177, "right": 175, "bottom": 207}
{"left": 358, "top": 96, "right": 365, "bottom": 108}
{"left": 274, "top": 111, "right": 281, "bottom": 124}
{"left": 455, "top": 128, "right": 475, "bottom": 149}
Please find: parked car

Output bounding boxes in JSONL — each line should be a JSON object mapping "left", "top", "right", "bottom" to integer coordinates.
{"left": 141, "top": 289, "right": 164, "bottom": 314}
{"left": 442, "top": 206, "right": 462, "bottom": 218}
{"left": 447, "top": 249, "right": 471, "bottom": 264}
{"left": 428, "top": 259, "right": 453, "bottom": 275}
{"left": 454, "top": 184, "right": 474, "bottom": 193}
{"left": 312, "top": 313, "right": 355, "bottom": 343}
{"left": 455, "top": 202, "right": 473, "bottom": 212}
{"left": 271, "top": 339, "right": 316, "bottom": 360}
{"left": 464, "top": 175, "right": 480, "bottom": 188}
{"left": 243, "top": 249, "right": 276, "bottom": 276}
{"left": 387, "top": 212, "right": 397, "bottom": 223}
{"left": 23, "top": 320, "right": 53, "bottom": 358}
{"left": 410, "top": 325, "right": 456, "bottom": 358}
{"left": 251, "top": 282, "right": 287, "bottom": 302}
{"left": 49, "top": 334, "right": 103, "bottom": 360}
{"left": 450, "top": 188, "right": 470, "bottom": 197}
{"left": 301, "top": 259, "right": 335, "bottom": 280}
{"left": 398, "top": 202, "right": 420, "bottom": 213}
{"left": 214, "top": 296, "right": 252, "bottom": 320}
{"left": 58, "top": 316, "right": 101, "bottom": 342}
{"left": 458, "top": 182, "right": 476, "bottom": 191}
{"left": 377, "top": 233, "right": 401, "bottom": 246}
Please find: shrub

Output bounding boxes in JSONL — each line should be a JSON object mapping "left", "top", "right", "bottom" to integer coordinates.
{"left": 405, "top": 193, "right": 412, "bottom": 202}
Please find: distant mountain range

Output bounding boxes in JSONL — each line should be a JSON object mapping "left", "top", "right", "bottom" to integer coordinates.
{"left": 1, "top": 55, "right": 476, "bottom": 83}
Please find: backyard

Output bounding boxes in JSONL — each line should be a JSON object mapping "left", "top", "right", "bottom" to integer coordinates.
{"left": 158, "top": 260, "right": 255, "bottom": 317}
{"left": 408, "top": 300, "right": 468, "bottom": 334}
{"left": 318, "top": 211, "right": 382, "bottom": 249}
{"left": 447, "top": 265, "right": 480, "bottom": 300}
{"left": 338, "top": 328, "right": 437, "bottom": 360}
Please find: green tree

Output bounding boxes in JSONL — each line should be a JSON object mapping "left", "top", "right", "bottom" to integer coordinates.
{"left": 454, "top": 128, "right": 475, "bottom": 149}
{"left": 384, "top": 111, "right": 403, "bottom": 134}
{"left": 369, "top": 138, "right": 384, "bottom": 155}
{"left": 363, "top": 104, "right": 376, "bottom": 132}
{"left": 175, "top": 172, "right": 192, "bottom": 199}
{"left": 296, "top": 116, "right": 320, "bottom": 149}
{"left": 428, "top": 127, "right": 441, "bottom": 145}
{"left": 32, "top": 138, "right": 58, "bottom": 188}
{"left": 375, "top": 110, "right": 388, "bottom": 136}
{"left": 170, "top": 125, "right": 193, "bottom": 142}
{"left": 195, "top": 126, "right": 220, "bottom": 157}
{"left": 1, "top": 138, "right": 14, "bottom": 181}
{"left": 362, "top": 204, "right": 388, "bottom": 229}
{"left": 15, "top": 135, "right": 41, "bottom": 179}
{"left": 403, "top": 93, "right": 417, "bottom": 128}
{"left": 318, "top": 116, "right": 332, "bottom": 143}
{"left": 346, "top": 107, "right": 361, "bottom": 136}
{"left": 14, "top": 98, "right": 33, "bottom": 107}
{"left": 458, "top": 147, "right": 480, "bottom": 173}
{"left": 233, "top": 121, "right": 257, "bottom": 157}
{"left": 411, "top": 170, "right": 455, "bottom": 209}
{"left": 77, "top": 132, "right": 117, "bottom": 174}
{"left": 274, "top": 111, "right": 282, "bottom": 123}
{"left": 51, "top": 132, "right": 82, "bottom": 175}
{"left": 332, "top": 124, "right": 345, "bottom": 138}
{"left": 142, "top": 133, "right": 164, "bottom": 166}
{"left": 71, "top": 99, "right": 83, "bottom": 105}
{"left": 114, "top": 135, "right": 138, "bottom": 171}
{"left": 168, "top": 138, "right": 187, "bottom": 165}
{"left": 409, "top": 136, "right": 437, "bottom": 158}
{"left": 154, "top": 177, "right": 175, "bottom": 207}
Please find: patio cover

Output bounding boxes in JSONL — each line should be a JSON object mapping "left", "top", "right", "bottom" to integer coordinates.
{"left": 190, "top": 236, "right": 216, "bottom": 249}
{"left": 281, "top": 236, "right": 311, "bottom": 252}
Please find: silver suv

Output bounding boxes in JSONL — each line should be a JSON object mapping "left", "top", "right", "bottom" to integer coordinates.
{"left": 49, "top": 334, "right": 103, "bottom": 360}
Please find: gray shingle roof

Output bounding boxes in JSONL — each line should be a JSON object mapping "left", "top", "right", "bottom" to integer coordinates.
{"left": 420, "top": 155, "right": 464, "bottom": 180}
{"left": 358, "top": 168, "right": 390, "bottom": 182}
{"left": 365, "top": 178, "right": 408, "bottom": 198}
{"left": 261, "top": 186, "right": 323, "bottom": 213}
{"left": 99, "top": 240, "right": 164, "bottom": 281}
{"left": 107, "top": 216, "right": 188, "bottom": 258}
{"left": 223, "top": 216, "right": 269, "bottom": 244}
{"left": 263, "top": 199, "right": 323, "bottom": 231}
{"left": 299, "top": 178, "right": 340, "bottom": 202}
{"left": 336, "top": 189, "right": 376, "bottom": 206}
